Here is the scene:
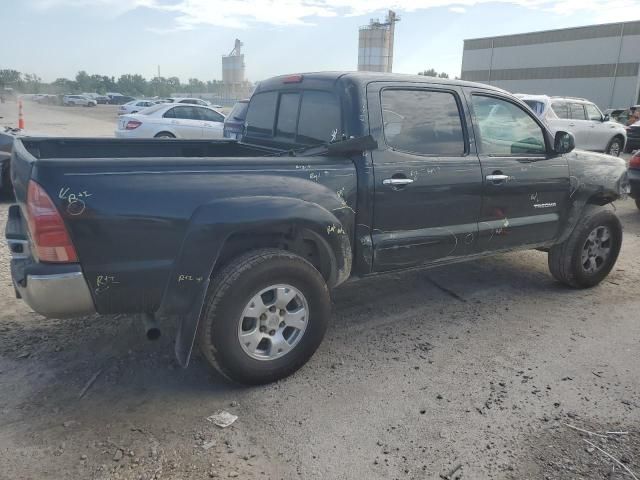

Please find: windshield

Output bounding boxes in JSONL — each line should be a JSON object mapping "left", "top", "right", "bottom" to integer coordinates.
{"left": 523, "top": 100, "right": 545, "bottom": 117}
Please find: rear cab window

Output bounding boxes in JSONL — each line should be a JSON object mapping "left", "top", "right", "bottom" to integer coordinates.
{"left": 244, "top": 90, "right": 342, "bottom": 147}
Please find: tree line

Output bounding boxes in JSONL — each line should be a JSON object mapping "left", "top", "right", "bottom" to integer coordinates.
{"left": 0, "top": 69, "right": 244, "bottom": 97}
{"left": 418, "top": 69, "right": 451, "bottom": 78}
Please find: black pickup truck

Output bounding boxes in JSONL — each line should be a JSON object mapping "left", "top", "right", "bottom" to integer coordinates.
{"left": 5, "top": 72, "right": 629, "bottom": 384}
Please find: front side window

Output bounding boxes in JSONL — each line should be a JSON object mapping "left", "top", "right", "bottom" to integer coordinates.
{"left": 198, "top": 108, "right": 224, "bottom": 122}
{"left": 551, "top": 102, "right": 569, "bottom": 119}
{"left": 382, "top": 89, "right": 465, "bottom": 155}
{"left": 570, "top": 103, "right": 587, "bottom": 120}
{"left": 471, "top": 95, "right": 546, "bottom": 155}
{"left": 585, "top": 103, "right": 602, "bottom": 121}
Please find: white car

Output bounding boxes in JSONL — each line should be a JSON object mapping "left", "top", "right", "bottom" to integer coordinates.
{"left": 63, "top": 95, "right": 97, "bottom": 107}
{"left": 118, "top": 99, "right": 159, "bottom": 115}
{"left": 167, "top": 97, "right": 211, "bottom": 106}
{"left": 115, "top": 103, "right": 226, "bottom": 139}
{"left": 515, "top": 94, "right": 627, "bottom": 156}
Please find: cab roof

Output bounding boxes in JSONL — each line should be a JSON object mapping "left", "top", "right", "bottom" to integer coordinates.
{"left": 254, "top": 71, "right": 508, "bottom": 94}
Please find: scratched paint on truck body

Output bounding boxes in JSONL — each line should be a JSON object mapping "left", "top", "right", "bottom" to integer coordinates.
{"left": 20, "top": 141, "right": 357, "bottom": 315}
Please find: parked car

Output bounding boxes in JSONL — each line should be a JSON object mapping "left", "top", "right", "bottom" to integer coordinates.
{"left": 95, "top": 95, "right": 111, "bottom": 104}
{"left": 115, "top": 103, "right": 225, "bottom": 139}
{"left": 108, "top": 95, "right": 136, "bottom": 105}
{"left": 63, "top": 95, "right": 97, "bottom": 107}
{"left": 6, "top": 72, "right": 629, "bottom": 385}
{"left": 628, "top": 150, "right": 640, "bottom": 210}
{"left": 515, "top": 94, "right": 627, "bottom": 156}
{"left": 167, "top": 97, "right": 210, "bottom": 106}
{"left": 118, "top": 99, "right": 158, "bottom": 115}
{"left": 223, "top": 99, "right": 249, "bottom": 139}
{"left": 604, "top": 108, "right": 630, "bottom": 125}
{"left": 626, "top": 119, "right": 640, "bottom": 154}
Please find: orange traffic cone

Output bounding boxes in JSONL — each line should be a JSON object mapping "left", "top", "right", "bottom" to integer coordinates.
{"left": 18, "top": 99, "right": 25, "bottom": 129}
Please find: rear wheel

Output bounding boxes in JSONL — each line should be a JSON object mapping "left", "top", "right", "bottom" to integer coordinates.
{"left": 197, "top": 249, "right": 331, "bottom": 385}
{"left": 548, "top": 207, "right": 622, "bottom": 288}
{"left": 605, "top": 137, "right": 623, "bottom": 156}
{"left": 154, "top": 132, "right": 175, "bottom": 139}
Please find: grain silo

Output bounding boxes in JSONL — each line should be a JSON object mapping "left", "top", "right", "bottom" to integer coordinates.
{"left": 222, "top": 39, "right": 245, "bottom": 93}
{"left": 358, "top": 10, "right": 400, "bottom": 73}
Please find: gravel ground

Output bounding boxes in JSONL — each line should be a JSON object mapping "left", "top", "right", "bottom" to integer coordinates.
{"left": 0, "top": 103, "right": 639, "bottom": 479}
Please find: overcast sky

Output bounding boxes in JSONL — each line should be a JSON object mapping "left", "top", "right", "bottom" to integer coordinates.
{"left": 2, "top": 0, "right": 638, "bottom": 83}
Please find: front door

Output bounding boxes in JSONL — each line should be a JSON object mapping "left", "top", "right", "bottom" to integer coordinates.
{"left": 467, "top": 92, "right": 570, "bottom": 251}
{"left": 197, "top": 107, "right": 225, "bottom": 139}
{"left": 368, "top": 83, "right": 483, "bottom": 272}
{"left": 584, "top": 103, "right": 612, "bottom": 151}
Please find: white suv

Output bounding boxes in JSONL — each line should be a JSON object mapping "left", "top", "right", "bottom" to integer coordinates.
{"left": 63, "top": 95, "right": 97, "bottom": 107}
{"left": 515, "top": 94, "right": 627, "bottom": 156}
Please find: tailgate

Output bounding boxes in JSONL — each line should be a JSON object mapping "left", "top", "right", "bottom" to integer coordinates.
{"left": 9, "top": 138, "right": 35, "bottom": 205}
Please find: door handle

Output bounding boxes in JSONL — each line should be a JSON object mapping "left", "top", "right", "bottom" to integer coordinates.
{"left": 568, "top": 123, "right": 575, "bottom": 127}
{"left": 383, "top": 178, "right": 414, "bottom": 186}
{"left": 486, "top": 174, "right": 510, "bottom": 182}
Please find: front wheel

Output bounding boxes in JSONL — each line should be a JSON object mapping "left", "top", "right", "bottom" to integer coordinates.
{"left": 605, "top": 137, "right": 623, "bottom": 156}
{"left": 548, "top": 207, "right": 622, "bottom": 288}
{"left": 197, "top": 249, "right": 331, "bottom": 385}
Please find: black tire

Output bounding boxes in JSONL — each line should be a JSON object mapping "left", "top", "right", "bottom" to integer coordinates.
{"left": 548, "top": 206, "right": 622, "bottom": 288}
{"left": 154, "top": 132, "right": 175, "bottom": 138}
{"left": 635, "top": 198, "right": 640, "bottom": 211}
{"left": 197, "top": 249, "right": 331, "bottom": 385}
{"left": 605, "top": 137, "right": 623, "bottom": 157}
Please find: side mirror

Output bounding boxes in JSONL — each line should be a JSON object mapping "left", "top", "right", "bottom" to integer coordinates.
{"left": 602, "top": 114, "right": 610, "bottom": 122}
{"left": 554, "top": 131, "right": 575, "bottom": 154}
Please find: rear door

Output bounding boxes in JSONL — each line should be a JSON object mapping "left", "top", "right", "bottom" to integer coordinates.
{"left": 568, "top": 103, "right": 592, "bottom": 149}
{"left": 467, "top": 91, "right": 570, "bottom": 250}
{"left": 163, "top": 106, "right": 203, "bottom": 138}
{"left": 368, "top": 82, "right": 483, "bottom": 271}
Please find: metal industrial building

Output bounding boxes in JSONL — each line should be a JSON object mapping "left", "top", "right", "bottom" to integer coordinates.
{"left": 357, "top": 10, "right": 399, "bottom": 73}
{"left": 461, "top": 21, "right": 640, "bottom": 109}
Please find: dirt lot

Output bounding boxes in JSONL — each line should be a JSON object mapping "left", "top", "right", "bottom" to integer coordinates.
{"left": 0, "top": 103, "right": 639, "bottom": 480}
{"left": 0, "top": 99, "right": 231, "bottom": 137}
{"left": 1, "top": 100, "right": 119, "bottom": 137}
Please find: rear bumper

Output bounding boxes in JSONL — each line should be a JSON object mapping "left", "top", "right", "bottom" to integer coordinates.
{"left": 6, "top": 204, "right": 96, "bottom": 318}
{"left": 12, "top": 268, "right": 96, "bottom": 318}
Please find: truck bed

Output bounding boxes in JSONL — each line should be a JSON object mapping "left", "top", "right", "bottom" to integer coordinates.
{"left": 10, "top": 137, "right": 358, "bottom": 316}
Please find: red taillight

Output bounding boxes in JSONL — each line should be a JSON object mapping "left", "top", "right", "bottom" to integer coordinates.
{"left": 26, "top": 180, "right": 78, "bottom": 263}
{"left": 630, "top": 152, "right": 640, "bottom": 169}
{"left": 283, "top": 74, "right": 303, "bottom": 84}
{"left": 125, "top": 120, "right": 142, "bottom": 130}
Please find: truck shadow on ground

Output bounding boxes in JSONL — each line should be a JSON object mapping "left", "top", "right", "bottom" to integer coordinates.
{"left": 1, "top": 248, "right": 616, "bottom": 402}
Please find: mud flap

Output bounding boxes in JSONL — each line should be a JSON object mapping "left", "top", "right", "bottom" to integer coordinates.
{"left": 174, "top": 277, "right": 210, "bottom": 367}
